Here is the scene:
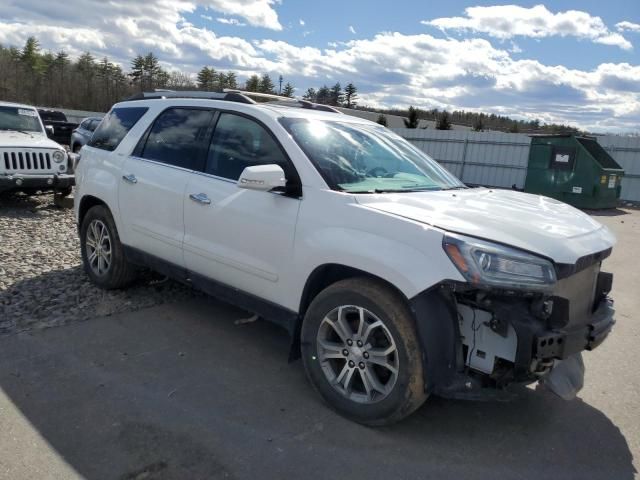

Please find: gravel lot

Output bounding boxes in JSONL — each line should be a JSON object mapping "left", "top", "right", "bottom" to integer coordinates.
{"left": 0, "top": 193, "right": 200, "bottom": 336}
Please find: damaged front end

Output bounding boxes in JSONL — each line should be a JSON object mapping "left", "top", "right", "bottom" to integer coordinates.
{"left": 411, "top": 233, "right": 615, "bottom": 401}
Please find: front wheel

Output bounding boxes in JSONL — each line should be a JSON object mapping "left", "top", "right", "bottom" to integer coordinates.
{"left": 80, "top": 205, "right": 137, "bottom": 289}
{"left": 301, "top": 278, "right": 427, "bottom": 426}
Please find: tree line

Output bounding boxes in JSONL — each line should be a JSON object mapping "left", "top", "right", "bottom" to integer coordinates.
{"left": 372, "top": 104, "right": 580, "bottom": 134}
{"left": 0, "top": 36, "right": 580, "bottom": 134}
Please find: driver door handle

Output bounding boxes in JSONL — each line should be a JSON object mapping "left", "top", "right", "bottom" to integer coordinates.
{"left": 122, "top": 174, "right": 137, "bottom": 184}
{"left": 189, "top": 192, "right": 211, "bottom": 205}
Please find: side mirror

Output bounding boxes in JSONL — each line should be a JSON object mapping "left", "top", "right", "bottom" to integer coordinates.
{"left": 45, "top": 125, "right": 54, "bottom": 136}
{"left": 237, "top": 164, "right": 286, "bottom": 192}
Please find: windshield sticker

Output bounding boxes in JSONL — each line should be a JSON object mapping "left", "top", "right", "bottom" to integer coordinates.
{"left": 18, "top": 109, "right": 37, "bottom": 117}
{"left": 572, "top": 186, "right": 582, "bottom": 194}
{"left": 555, "top": 154, "right": 570, "bottom": 163}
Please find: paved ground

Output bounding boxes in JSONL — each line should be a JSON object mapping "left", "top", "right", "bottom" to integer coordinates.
{"left": 0, "top": 207, "right": 638, "bottom": 480}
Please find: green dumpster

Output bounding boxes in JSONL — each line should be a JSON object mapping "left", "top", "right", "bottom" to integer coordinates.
{"left": 524, "top": 134, "right": 624, "bottom": 209}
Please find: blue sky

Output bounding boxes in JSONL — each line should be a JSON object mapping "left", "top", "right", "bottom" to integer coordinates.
{"left": 1, "top": 0, "right": 639, "bottom": 132}
{"left": 188, "top": 0, "right": 638, "bottom": 71}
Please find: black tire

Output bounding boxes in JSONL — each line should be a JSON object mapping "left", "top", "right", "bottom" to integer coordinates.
{"left": 73, "top": 143, "right": 81, "bottom": 153}
{"left": 80, "top": 205, "right": 137, "bottom": 289}
{"left": 301, "top": 277, "right": 427, "bottom": 426}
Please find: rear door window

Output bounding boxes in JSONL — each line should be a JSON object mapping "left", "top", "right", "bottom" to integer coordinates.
{"left": 88, "top": 107, "right": 148, "bottom": 151}
{"left": 138, "top": 108, "right": 214, "bottom": 171}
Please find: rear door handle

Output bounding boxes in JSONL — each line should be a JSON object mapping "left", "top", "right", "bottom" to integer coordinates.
{"left": 189, "top": 193, "right": 211, "bottom": 205}
{"left": 122, "top": 174, "right": 137, "bottom": 184}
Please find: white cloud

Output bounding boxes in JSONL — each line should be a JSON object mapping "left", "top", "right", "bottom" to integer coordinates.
{"left": 200, "top": 14, "right": 213, "bottom": 21}
{"left": 0, "top": 1, "right": 638, "bottom": 132}
{"left": 299, "top": 19, "right": 305, "bottom": 26}
{"left": 203, "top": 0, "right": 281, "bottom": 29}
{"left": 349, "top": 25, "right": 356, "bottom": 34}
{"left": 216, "top": 17, "right": 246, "bottom": 26}
{"left": 616, "top": 21, "right": 640, "bottom": 33}
{"left": 423, "top": 5, "right": 633, "bottom": 50}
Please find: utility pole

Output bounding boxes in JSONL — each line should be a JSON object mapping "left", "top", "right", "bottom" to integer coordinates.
{"left": 278, "top": 75, "right": 283, "bottom": 94}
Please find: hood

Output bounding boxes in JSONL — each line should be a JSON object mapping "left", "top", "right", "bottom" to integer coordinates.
{"left": 355, "top": 188, "right": 615, "bottom": 265}
{"left": 0, "top": 130, "right": 63, "bottom": 149}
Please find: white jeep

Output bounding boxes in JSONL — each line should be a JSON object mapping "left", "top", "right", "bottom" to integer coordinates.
{"left": 0, "top": 101, "right": 74, "bottom": 197}
{"left": 74, "top": 91, "right": 616, "bottom": 425}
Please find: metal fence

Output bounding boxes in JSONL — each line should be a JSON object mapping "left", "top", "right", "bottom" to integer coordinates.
{"left": 393, "top": 128, "right": 640, "bottom": 202}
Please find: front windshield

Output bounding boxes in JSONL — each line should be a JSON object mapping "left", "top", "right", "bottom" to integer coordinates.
{"left": 0, "top": 106, "right": 43, "bottom": 133}
{"left": 281, "top": 118, "right": 464, "bottom": 193}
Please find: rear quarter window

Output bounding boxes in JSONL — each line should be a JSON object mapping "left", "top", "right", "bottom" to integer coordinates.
{"left": 88, "top": 107, "right": 148, "bottom": 151}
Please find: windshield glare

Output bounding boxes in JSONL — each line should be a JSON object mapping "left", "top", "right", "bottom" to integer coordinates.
{"left": 282, "top": 118, "right": 464, "bottom": 193}
{"left": 0, "top": 106, "right": 43, "bottom": 133}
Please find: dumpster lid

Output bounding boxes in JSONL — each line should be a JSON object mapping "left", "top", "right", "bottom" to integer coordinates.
{"left": 576, "top": 137, "right": 623, "bottom": 170}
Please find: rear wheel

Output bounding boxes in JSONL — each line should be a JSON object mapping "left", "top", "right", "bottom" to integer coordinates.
{"left": 301, "top": 278, "right": 427, "bottom": 426}
{"left": 80, "top": 205, "right": 137, "bottom": 289}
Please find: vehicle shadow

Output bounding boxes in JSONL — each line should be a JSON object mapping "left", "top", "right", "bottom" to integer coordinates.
{"left": 0, "top": 297, "right": 635, "bottom": 480}
{"left": 584, "top": 208, "right": 629, "bottom": 217}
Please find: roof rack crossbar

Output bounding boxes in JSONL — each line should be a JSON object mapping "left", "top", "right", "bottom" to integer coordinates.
{"left": 122, "top": 89, "right": 341, "bottom": 113}
{"left": 123, "top": 90, "right": 256, "bottom": 104}
{"left": 223, "top": 89, "right": 342, "bottom": 113}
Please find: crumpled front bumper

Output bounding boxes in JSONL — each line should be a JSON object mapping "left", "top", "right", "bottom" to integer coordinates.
{"left": 0, "top": 173, "right": 75, "bottom": 192}
{"left": 534, "top": 297, "right": 615, "bottom": 360}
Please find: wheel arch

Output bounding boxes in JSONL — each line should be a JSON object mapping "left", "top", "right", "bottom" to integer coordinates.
{"left": 298, "top": 263, "right": 411, "bottom": 318}
{"left": 288, "top": 263, "right": 413, "bottom": 362}
{"left": 77, "top": 195, "right": 109, "bottom": 229}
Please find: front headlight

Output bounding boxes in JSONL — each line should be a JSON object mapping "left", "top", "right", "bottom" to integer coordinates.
{"left": 52, "top": 150, "right": 65, "bottom": 163}
{"left": 443, "top": 233, "right": 557, "bottom": 292}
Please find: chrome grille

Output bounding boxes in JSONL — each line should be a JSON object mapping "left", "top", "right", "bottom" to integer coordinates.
{"left": 2, "top": 149, "right": 53, "bottom": 172}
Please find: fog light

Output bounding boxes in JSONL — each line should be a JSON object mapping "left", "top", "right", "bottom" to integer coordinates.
{"left": 15, "top": 178, "right": 23, "bottom": 186}
{"left": 59, "top": 164, "right": 66, "bottom": 172}
{"left": 47, "top": 178, "right": 53, "bottom": 185}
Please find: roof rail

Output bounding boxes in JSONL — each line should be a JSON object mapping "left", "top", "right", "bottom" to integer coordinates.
{"left": 123, "top": 90, "right": 256, "bottom": 104}
{"left": 223, "top": 89, "right": 342, "bottom": 113}
{"left": 122, "top": 89, "right": 342, "bottom": 113}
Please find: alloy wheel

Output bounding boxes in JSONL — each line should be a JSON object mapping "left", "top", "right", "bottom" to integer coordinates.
{"left": 85, "top": 219, "right": 112, "bottom": 276}
{"left": 316, "top": 305, "right": 399, "bottom": 404}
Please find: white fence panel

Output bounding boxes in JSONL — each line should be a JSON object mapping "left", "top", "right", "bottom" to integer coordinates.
{"left": 597, "top": 135, "right": 640, "bottom": 202}
{"left": 393, "top": 128, "right": 531, "bottom": 189}
{"left": 394, "top": 128, "right": 640, "bottom": 202}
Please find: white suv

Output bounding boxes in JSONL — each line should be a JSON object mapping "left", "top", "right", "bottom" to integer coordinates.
{"left": 74, "top": 91, "right": 616, "bottom": 425}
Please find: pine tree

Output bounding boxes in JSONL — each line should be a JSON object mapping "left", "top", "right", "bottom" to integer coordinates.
{"left": 282, "top": 82, "right": 295, "bottom": 97}
{"left": 302, "top": 87, "right": 317, "bottom": 102}
{"left": 473, "top": 116, "right": 484, "bottom": 131}
{"left": 376, "top": 114, "right": 388, "bottom": 127}
{"left": 316, "top": 85, "right": 331, "bottom": 104}
{"left": 197, "top": 66, "right": 217, "bottom": 90}
{"left": 245, "top": 74, "right": 260, "bottom": 92}
{"left": 142, "top": 52, "right": 164, "bottom": 90}
{"left": 258, "top": 73, "right": 275, "bottom": 94}
{"left": 129, "top": 55, "right": 145, "bottom": 91}
{"left": 404, "top": 106, "right": 420, "bottom": 128}
{"left": 329, "top": 82, "right": 343, "bottom": 106}
{"left": 436, "top": 111, "right": 452, "bottom": 130}
{"left": 344, "top": 83, "right": 358, "bottom": 108}
{"left": 225, "top": 71, "right": 238, "bottom": 89}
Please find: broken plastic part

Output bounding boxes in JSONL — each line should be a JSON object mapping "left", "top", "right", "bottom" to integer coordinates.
{"left": 541, "top": 352, "right": 585, "bottom": 400}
